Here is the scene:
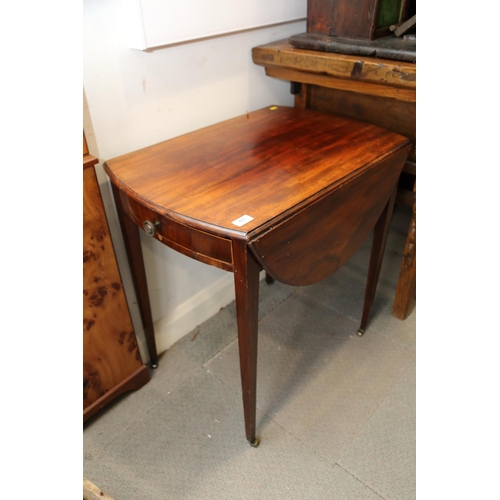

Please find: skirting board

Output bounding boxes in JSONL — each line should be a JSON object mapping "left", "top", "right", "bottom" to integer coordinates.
{"left": 135, "top": 271, "right": 266, "bottom": 361}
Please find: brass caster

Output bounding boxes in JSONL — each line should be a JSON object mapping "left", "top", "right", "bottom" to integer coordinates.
{"left": 151, "top": 363, "right": 158, "bottom": 369}
{"left": 250, "top": 438, "right": 260, "bottom": 448}
{"left": 356, "top": 329, "right": 365, "bottom": 337}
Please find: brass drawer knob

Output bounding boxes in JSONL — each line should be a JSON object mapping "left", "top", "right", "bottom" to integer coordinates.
{"left": 143, "top": 220, "right": 160, "bottom": 237}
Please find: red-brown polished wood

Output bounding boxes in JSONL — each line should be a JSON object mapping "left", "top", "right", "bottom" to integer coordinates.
{"left": 252, "top": 41, "right": 416, "bottom": 319}
{"left": 251, "top": 149, "right": 407, "bottom": 285}
{"left": 104, "top": 106, "right": 410, "bottom": 444}
{"left": 105, "top": 107, "right": 408, "bottom": 240}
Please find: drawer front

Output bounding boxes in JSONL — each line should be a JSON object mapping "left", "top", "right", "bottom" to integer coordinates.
{"left": 120, "top": 191, "right": 233, "bottom": 271}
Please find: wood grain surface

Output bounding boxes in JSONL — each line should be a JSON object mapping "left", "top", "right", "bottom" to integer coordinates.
{"left": 308, "top": 86, "right": 416, "bottom": 161}
{"left": 327, "top": 0, "right": 379, "bottom": 39}
{"left": 265, "top": 66, "right": 415, "bottom": 102}
{"left": 119, "top": 189, "right": 234, "bottom": 271}
{"left": 392, "top": 179, "right": 416, "bottom": 318}
{"left": 104, "top": 106, "right": 410, "bottom": 240}
{"left": 251, "top": 41, "right": 416, "bottom": 320}
{"left": 251, "top": 148, "right": 408, "bottom": 285}
{"left": 83, "top": 165, "right": 147, "bottom": 412}
{"left": 252, "top": 40, "right": 416, "bottom": 90}
{"left": 306, "top": 0, "right": 380, "bottom": 39}
{"left": 83, "top": 479, "right": 115, "bottom": 500}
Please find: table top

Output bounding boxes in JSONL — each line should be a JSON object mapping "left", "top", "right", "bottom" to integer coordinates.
{"left": 104, "top": 106, "right": 410, "bottom": 238}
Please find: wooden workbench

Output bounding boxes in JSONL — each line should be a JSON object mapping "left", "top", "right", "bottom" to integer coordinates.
{"left": 252, "top": 39, "right": 416, "bottom": 319}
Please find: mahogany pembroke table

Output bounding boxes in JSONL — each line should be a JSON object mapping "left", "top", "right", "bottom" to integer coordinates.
{"left": 104, "top": 106, "right": 411, "bottom": 446}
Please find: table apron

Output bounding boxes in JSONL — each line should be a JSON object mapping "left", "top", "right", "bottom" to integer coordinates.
{"left": 117, "top": 189, "right": 234, "bottom": 272}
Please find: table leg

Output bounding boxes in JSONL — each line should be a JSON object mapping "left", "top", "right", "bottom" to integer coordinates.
{"left": 112, "top": 184, "right": 158, "bottom": 368}
{"left": 265, "top": 273, "right": 275, "bottom": 285}
{"left": 357, "top": 188, "right": 397, "bottom": 336}
{"left": 392, "top": 180, "right": 416, "bottom": 319}
{"left": 233, "top": 240, "right": 261, "bottom": 446}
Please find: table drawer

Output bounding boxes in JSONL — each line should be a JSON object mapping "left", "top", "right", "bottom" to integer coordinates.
{"left": 120, "top": 191, "right": 233, "bottom": 271}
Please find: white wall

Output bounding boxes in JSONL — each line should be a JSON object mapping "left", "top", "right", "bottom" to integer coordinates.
{"left": 83, "top": 0, "right": 306, "bottom": 361}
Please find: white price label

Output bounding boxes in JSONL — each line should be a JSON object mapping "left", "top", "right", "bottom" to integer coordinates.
{"left": 231, "top": 214, "right": 254, "bottom": 227}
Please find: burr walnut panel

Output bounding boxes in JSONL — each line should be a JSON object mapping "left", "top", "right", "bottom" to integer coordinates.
{"left": 83, "top": 156, "right": 149, "bottom": 421}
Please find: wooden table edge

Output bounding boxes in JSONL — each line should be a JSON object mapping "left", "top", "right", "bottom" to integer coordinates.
{"left": 104, "top": 140, "right": 410, "bottom": 244}
{"left": 252, "top": 39, "right": 416, "bottom": 91}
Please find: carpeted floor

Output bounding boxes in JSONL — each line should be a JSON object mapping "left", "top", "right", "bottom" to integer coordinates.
{"left": 84, "top": 204, "right": 416, "bottom": 500}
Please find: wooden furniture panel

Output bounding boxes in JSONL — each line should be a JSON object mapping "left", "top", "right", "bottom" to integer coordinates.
{"left": 307, "top": 85, "right": 416, "bottom": 160}
{"left": 104, "top": 106, "right": 410, "bottom": 445}
{"left": 252, "top": 41, "right": 416, "bottom": 88}
{"left": 251, "top": 149, "right": 407, "bottom": 285}
{"left": 119, "top": 190, "right": 234, "bottom": 270}
{"left": 105, "top": 107, "right": 407, "bottom": 238}
{"left": 252, "top": 40, "right": 416, "bottom": 320}
{"left": 293, "top": 0, "right": 416, "bottom": 60}
{"left": 307, "top": 0, "right": 412, "bottom": 39}
{"left": 265, "top": 66, "right": 416, "bottom": 102}
{"left": 392, "top": 179, "right": 416, "bottom": 318}
{"left": 83, "top": 479, "right": 115, "bottom": 500}
{"left": 312, "top": 0, "right": 380, "bottom": 39}
{"left": 83, "top": 134, "right": 149, "bottom": 422}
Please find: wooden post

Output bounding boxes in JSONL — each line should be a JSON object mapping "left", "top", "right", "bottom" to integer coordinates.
{"left": 112, "top": 184, "right": 159, "bottom": 368}
{"left": 233, "top": 239, "right": 262, "bottom": 446}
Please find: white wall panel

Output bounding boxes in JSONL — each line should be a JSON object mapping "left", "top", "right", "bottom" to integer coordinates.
{"left": 122, "top": 0, "right": 306, "bottom": 49}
